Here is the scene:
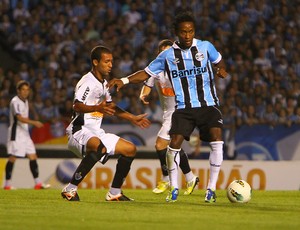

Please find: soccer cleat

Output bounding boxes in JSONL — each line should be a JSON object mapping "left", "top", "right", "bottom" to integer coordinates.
{"left": 184, "top": 176, "right": 199, "bottom": 195}
{"left": 3, "top": 186, "right": 16, "bottom": 190}
{"left": 61, "top": 187, "right": 80, "bottom": 201}
{"left": 152, "top": 181, "right": 169, "bottom": 194}
{"left": 166, "top": 187, "right": 179, "bottom": 202}
{"left": 205, "top": 189, "right": 217, "bottom": 203}
{"left": 105, "top": 191, "right": 134, "bottom": 201}
{"left": 34, "top": 183, "right": 51, "bottom": 190}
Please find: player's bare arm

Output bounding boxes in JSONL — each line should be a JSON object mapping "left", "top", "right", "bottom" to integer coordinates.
{"left": 16, "top": 114, "right": 44, "bottom": 128}
{"left": 139, "top": 85, "right": 152, "bottom": 105}
{"left": 73, "top": 100, "right": 115, "bottom": 116}
{"left": 110, "top": 104, "right": 151, "bottom": 129}
{"left": 108, "top": 70, "right": 150, "bottom": 91}
{"left": 215, "top": 59, "right": 228, "bottom": 79}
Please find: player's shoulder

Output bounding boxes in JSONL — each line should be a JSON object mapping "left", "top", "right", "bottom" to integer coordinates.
{"left": 195, "top": 38, "right": 212, "bottom": 47}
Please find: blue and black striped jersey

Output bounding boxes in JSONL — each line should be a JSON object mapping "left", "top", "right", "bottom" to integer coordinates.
{"left": 145, "top": 38, "right": 222, "bottom": 109}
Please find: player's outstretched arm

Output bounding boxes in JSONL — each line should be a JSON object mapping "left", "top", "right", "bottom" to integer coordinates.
{"left": 16, "top": 114, "right": 44, "bottom": 128}
{"left": 112, "top": 104, "right": 151, "bottom": 129}
{"left": 108, "top": 70, "right": 150, "bottom": 91}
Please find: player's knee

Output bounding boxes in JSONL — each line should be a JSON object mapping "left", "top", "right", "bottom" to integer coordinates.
{"left": 123, "top": 143, "right": 136, "bottom": 157}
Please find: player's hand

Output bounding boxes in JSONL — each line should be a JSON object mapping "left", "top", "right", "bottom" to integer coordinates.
{"left": 108, "top": 78, "right": 124, "bottom": 92}
{"left": 131, "top": 113, "right": 151, "bottom": 129}
{"left": 216, "top": 67, "right": 228, "bottom": 78}
{"left": 140, "top": 94, "right": 150, "bottom": 105}
{"left": 34, "top": 121, "right": 44, "bottom": 128}
{"left": 95, "top": 101, "right": 115, "bottom": 116}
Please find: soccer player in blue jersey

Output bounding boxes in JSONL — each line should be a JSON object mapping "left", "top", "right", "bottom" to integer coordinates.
{"left": 109, "top": 11, "right": 228, "bottom": 203}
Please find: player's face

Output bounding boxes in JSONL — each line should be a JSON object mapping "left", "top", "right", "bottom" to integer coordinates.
{"left": 176, "top": 21, "right": 195, "bottom": 49}
{"left": 95, "top": 52, "right": 113, "bottom": 77}
{"left": 18, "top": 85, "right": 30, "bottom": 100}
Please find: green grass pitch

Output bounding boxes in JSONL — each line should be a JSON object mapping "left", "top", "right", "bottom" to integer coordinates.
{"left": 0, "top": 189, "right": 299, "bottom": 230}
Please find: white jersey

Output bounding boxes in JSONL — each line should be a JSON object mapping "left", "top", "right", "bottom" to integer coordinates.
{"left": 7, "top": 96, "right": 36, "bottom": 156}
{"left": 144, "top": 72, "right": 176, "bottom": 140}
{"left": 66, "top": 72, "right": 119, "bottom": 158}
{"left": 67, "top": 72, "right": 112, "bottom": 134}
{"left": 144, "top": 71, "right": 176, "bottom": 112}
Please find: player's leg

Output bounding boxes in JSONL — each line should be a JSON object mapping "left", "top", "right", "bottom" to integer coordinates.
{"left": 166, "top": 134, "right": 184, "bottom": 202}
{"left": 105, "top": 138, "right": 135, "bottom": 201}
{"left": 152, "top": 136, "right": 170, "bottom": 194}
{"left": 205, "top": 127, "right": 223, "bottom": 203}
{"left": 62, "top": 136, "right": 106, "bottom": 201}
{"left": 27, "top": 153, "right": 50, "bottom": 189}
{"left": 179, "top": 149, "right": 199, "bottom": 195}
{"left": 4, "top": 155, "right": 16, "bottom": 190}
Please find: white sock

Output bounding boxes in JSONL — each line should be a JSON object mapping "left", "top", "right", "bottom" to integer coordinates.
{"left": 166, "top": 146, "right": 180, "bottom": 189}
{"left": 34, "top": 178, "right": 41, "bottom": 184}
{"left": 67, "top": 183, "right": 78, "bottom": 190}
{"left": 184, "top": 171, "right": 194, "bottom": 183}
{"left": 162, "top": 175, "right": 169, "bottom": 182}
{"left": 5, "top": 180, "right": 11, "bottom": 187}
{"left": 109, "top": 187, "right": 121, "bottom": 195}
{"left": 207, "top": 141, "right": 224, "bottom": 191}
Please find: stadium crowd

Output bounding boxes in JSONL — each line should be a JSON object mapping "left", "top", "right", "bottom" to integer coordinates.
{"left": 0, "top": 0, "right": 300, "bottom": 138}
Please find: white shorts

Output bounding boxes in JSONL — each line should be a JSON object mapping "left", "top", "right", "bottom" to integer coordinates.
{"left": 157, "top": 110, "right": 173, "bottom": 141}
{"left": 7, "top": 134, "right": 36, "bottom": 157}
{"left": 67, "top": 127, "right": 120, "bottom": 158}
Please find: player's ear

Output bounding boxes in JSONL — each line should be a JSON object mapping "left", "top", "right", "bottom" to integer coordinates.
{"left": 92, "top": 59, "right": 98, "bottom": 66}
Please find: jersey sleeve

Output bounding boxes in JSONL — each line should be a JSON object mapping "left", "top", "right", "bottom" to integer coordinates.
{"left": 207, "top": 41, "right": 222, "bottom": 64}
{"left": 10, "top": 99, "right": 20, "bottom": 116}
{"left": 74, "top": 80, "right": 91, "bottom": 103}
{"left": 144, "top": 50, "right": 167, "bottom": 77}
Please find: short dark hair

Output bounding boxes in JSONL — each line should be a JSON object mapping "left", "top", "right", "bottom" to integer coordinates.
{"left": 90, "top": 46, "right": 112, "bottom": 62}
{"left": 16, "top": 80, "right": 29, "bottom": 90}
{"left": 173, "top": 11, "right": 195, "bottom": 32}
{"left": 158, "top": 39, "right": 173, "bottom": 52}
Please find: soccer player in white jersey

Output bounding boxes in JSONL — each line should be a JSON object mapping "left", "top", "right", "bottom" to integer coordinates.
{"left": 139, "top": 39, "right": 199, "bottom": 195}
{"left": 61, "top": 45, "right": 150, "bottom": 202}
{"left": 109, "top": 11, "right": 229, "bottom": 203}
{"left": 4, "top": 80, "right": 50, "bottom": 190}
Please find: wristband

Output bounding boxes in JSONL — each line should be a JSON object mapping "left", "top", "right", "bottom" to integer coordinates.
{"left": 120, "top": 77, "right": 129, "bottom": 85}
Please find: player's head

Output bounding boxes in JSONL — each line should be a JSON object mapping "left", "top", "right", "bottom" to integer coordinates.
{"left": 173, "top": 11, "right": 195, "bottom": 49}
{"left": 90, "top": 45, "right": 113, "bottom": 77}
{"left": 158, "top": 39, "right": 173, "bottom": 53}
{"left": 16, "top": 80, "right": 30, "bottom": 100}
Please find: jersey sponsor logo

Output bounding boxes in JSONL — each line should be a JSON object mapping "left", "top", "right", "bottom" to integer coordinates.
{"left": 171, "top": 66, "right": 207, "bottom": 78}
{"left": 81, "top": 87, "right": 90, "bottom": 101}
{"left": 195, "top": 52, "right": 204, "bottom": 61}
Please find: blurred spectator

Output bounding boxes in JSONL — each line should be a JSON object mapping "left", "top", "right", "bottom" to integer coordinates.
{"left": 0, "top": 0, "right": 298, "bottom": 131}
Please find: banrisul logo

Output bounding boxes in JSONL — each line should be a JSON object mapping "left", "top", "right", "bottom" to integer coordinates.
{"left": 171, "top": 66, "right": 207, "bottom": 78}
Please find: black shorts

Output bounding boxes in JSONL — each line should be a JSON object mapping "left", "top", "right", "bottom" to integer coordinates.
{"left": 169, "top": 106, "right": 223, "bottom": 142}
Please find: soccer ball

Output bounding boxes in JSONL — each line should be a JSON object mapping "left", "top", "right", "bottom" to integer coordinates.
{"left": 227, "top": 180, "right": 252, "bottom": 203}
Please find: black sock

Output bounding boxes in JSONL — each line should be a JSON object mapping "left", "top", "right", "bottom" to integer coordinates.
{"left": 111, "top": 156, "right": 134, "bottom": 188}
{"left": 179, "top": 149, "right": 191, "bottom": 174}
{"left": 29, "top": 160, "right": 39, "bottom": 178}
{"left": 5, "top": 161, "right": 14, "bottom": 180}
{"left": 157, "top": 148, "right": 168, "bottom": 176}
{"left": 70, "top": 151, "right": 101, "bottom": 186}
